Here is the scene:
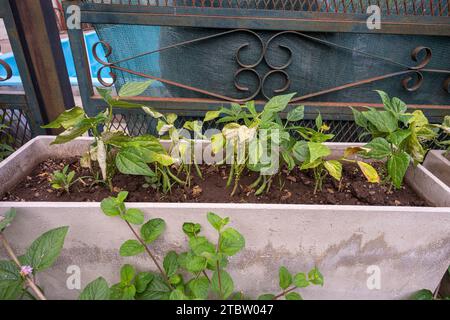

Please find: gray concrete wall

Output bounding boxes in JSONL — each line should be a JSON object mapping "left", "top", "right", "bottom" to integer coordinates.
{"left": 1, "top": 203, "right": 449, "bottom": 300}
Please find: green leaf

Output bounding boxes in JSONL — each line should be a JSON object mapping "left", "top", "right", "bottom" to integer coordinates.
{"left": 166, "top": 113, "right": 178, "bottom": 125}
{"left": 363, "top": 137, "right": 392, "bottom": 159}
{"left": 390, "top": 97, "right": 407, "bottom": 114}
{"left": 142, "top": 106, "right": 163, "bottom": 119}
{"left": 189, "top": 237, "right": 215, "bottom": 256}
{"left": 375, "top": 90, "right": 393, "bottom": 111}
{"left": 182, "top": 222, "right": 201, "bottom": 238}
{"left": 188, "top": 277, "right": 210, "bottom": 299}
{"left": 119, "top": 240, "right": 145, "bottom": 257}
{"left": 286, "top": 292, "right": 302, "bottom": 300}
{"left": 292, "top": 141, "right": 309, "bottom": 162}
{"left": 115, "top": 147, "right": 155, "bottom": 177}
{"left": 116, "top": 191, "right": 129, "bottom": 203}
{"left": 264, "top": 93, "right": 296, "bottom": 113}
{"left": 362, "top": 109, "right": 398, "bottom": 133}
{"left": 287, "top": 106, "right": 304, "bottom": 122}
{"left": 100, "top": 197, "right": 122, "bottom": 216}
{"left": 137, "top": 274, "right": 171, "bottom": 300}
{"left": 79, "top": 277, "right": 110, "bottom": 300}
{"left": 308, "top": 142, "right": 331, "bottom": 163}
{"left": 120, "top": 264, "right": 135, "bottom": 285}
{"left": 315, "top": 113, "right": 323, "bottom": 130}
{"left": 204, "top": 110, "right": 221, "bottom": 122}
{"left": 118, "top": 80, "right": 154, "bottom": 97}
{"left": 207, "top": 212, "right": 228, "bottom": 231}
{"left": 211, "top": 269, "right": 234, "bottom": 299}
{"left": 219, "top": 228, "right": 245, "bottom": 256}
{"left": 163, "top": 251, "right": 179, "bottom": 278}
{"left": 293, "top": 272, "right": 310, "bottom": 288}
{"left": 324, "top": 160, "right": 342, "bottom": 181}
{"left": 211, "top": 133, "right": 224, "bottom": 154}
{"left": 124, "top": 208, "right": 145, "bottom": 225}
{"left": 308, "top": 267, "right": 324, "bottom": 286}
{"left": 0, "top": 261, "right": 24, "bottom": 300}
{"left": 258, "top": 294, "right": 275, "bottom": 300}
{"left": 42, "top": 107, "right": 85, "bottom": 129}
{"left": 169, "top": 288, "right": 188, "bottom": 300}
{"left": 109, "top": 283, "right": 136, "bottom": 300}
{"left": 23, "top": 226, "right": 69, "bottom": 272}
{"left": 135, "top": 272, "right": 154, "bottom": 294}
{"left": 185, "top": 253, "right": 207, "bottom": 273}
{"left": 140, "top": 218, "right": 166, "bottom": 244}
{"left": 351, "top": 107, "right": 368, "bottom": 128}
{"left": 388, "top": 129, "right": 411, "bottom": 146}
{"left": 279, "top": 266, "right": 292, "bottom": 290}
{"left": 410, "top": 289, "right": 433, "bottom": 300}
{"left": 51, "top": 121, "right": 91, "bottom": 145}
{"left": 96, "top": 87, "right": 113, "bottom": 104}
{"left": 388, "top": 151, "right": 410, "bottom": 189}
{"left": 0, "top": 208, "right": 16, "bottom": 232}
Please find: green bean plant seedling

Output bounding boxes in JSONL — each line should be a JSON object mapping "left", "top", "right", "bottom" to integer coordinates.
{"left": 352, "top": 91, "right": 437, "bottom": 188}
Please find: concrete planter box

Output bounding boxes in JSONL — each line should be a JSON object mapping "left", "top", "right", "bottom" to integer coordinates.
{"left": 0, "top": 136, "right": 449, "bottom": 300}
{"left": 424, "top": 150, "right": 450, "bottom": 187}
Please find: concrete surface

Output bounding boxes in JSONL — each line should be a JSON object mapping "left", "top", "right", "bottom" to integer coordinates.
{"left": 423, "top": 150, "right": 450, "bottom": 187}
{"left": 0, "top": 136, "right": 449, "bottom": 300}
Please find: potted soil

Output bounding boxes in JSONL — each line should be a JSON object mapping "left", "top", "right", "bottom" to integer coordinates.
{"left": 0, "top": 84, "right": 449, "bottom": 300}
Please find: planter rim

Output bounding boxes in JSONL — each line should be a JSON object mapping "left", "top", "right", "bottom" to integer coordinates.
{"left": 1, "top": 136, "right": 449, "bottom": 210}
{"left": 1, "top": 201, "right": 449, "bottom": 212}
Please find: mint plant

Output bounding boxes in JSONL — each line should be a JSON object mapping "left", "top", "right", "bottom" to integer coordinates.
{"left": 42, "top": 80, "right": 177, "bottom": 193}
{"left": 258, "top": 266, "right": 323, "bottom": 300}
{"left": 0, "top": 208, "right": 68, "bottom": 300}
{"left": 410, "top": 267, "right": 450, "bottom": 300}
{"left": 352, "top": 91, "right": 437, "bottom": 188}
{"left": 50, "top": 165, "right": 76, "bottom": 194}
{"left": 78, "top": 193, "right": 323, "bottom": 300}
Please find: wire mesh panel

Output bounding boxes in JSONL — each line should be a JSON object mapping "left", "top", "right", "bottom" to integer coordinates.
{"left": 82, "top": 0, "right": 449, "bottom": 16}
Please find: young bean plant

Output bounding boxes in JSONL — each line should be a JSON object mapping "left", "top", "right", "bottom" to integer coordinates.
{"left": 204, "top": 93, "right": 302, "bottom": 196}
{"left": 50, "top": 165, "right": 76, "bottom": 194}
{"left": 78, "top": 192, "right": 324, "bottom": 300}
{"left": 352, "top": 91, "right": 437, "bottom": 188}
{"left": 292, "top": 114, "right": 380, "bottom": 194}
{"left": 42, "top": 80, "right": 177, "bottom": 193}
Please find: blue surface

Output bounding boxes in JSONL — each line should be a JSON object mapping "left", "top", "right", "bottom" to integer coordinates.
{"left": 0, "top": 31, "right": 160, "bottom": 87}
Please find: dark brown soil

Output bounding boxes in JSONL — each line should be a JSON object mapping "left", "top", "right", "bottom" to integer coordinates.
{"left": 1, "top": 157, "right": 429, "bottom": 206}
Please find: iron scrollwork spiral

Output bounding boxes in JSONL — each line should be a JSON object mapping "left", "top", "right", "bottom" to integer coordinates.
{"left": 0, "top": 45, "right": 13, "bottom": 82}
{"left": 91, "top": 29, "right": 450, "bottom": 101}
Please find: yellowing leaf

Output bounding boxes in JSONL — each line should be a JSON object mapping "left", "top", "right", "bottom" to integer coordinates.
{"left": 357, "top": 161, "right": 380, "bottom": 183}
{"left": 211, "top": 133, "right": 224, "bottom": 154}
{"left": 344, "top": 146, "right": 367, "bottom": 158}
{"left": 324, "top": 160, "right": 342, "bottom": 181}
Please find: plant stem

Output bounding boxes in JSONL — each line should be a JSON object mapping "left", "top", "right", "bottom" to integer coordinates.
{"left": 0, "top": 233, "right": 47, "bottom": 300}
{"left": 272, "top": 286, "right": 297, "bottom": 300}
{"left": 123, "top": 221, "right": 172, "bottom": 288}
{"left": 216, "top": 260, "right": 223, "bottom": 299}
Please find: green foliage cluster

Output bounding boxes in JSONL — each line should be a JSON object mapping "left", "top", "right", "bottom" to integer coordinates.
{"left": 76, "top": 192, "right": 323, "bottom": 300}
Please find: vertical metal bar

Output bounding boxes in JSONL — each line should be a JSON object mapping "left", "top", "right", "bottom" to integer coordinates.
{"left": 0, "top": 0, "right": 45, "bottom": 136}
{"left": 67, "top": 26, "right": 97, "bottom": 116}
{"left": 10, "top": 0, "right": 74, "bottom": 132}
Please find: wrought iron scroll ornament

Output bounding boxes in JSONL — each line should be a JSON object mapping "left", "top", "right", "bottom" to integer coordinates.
{"left": 0, "top": 45, "right": 13, "bottom": 82}
{"left": 92, "top": 30, "right": 450, "bottom": 102}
